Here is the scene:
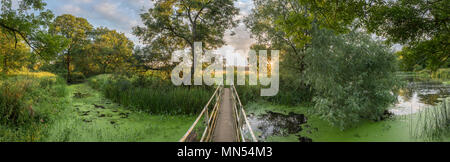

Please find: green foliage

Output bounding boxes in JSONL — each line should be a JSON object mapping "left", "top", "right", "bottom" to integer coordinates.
{"left": 133, "top": 0, "right": 239, "bottom": 72}
{"left": 413, "top": 98, "right": 450, "bottom": 141}
{"left": 88, "top": 74, "right": 213, "bottom": 115}
{"left": 236, "top": 74, "right": 313, "bottom": 106}
{"left": 0, "top": 75, "right": 68, "bottom": 126}
{"left": 244, "top": 0, "right": 361, "bottom": 107}
{"left": 0, "top": 32, "right": 31, "bottom": 73}
{"left": 46, "top": 20, "right": 135, "bottom": 81}
{"left": 432, "top": 68, "right": 450, "bottom": 80}
{"left": 365, "top": 0, "right": 449, "bottom": 71}
{"left": 0, "top": 0, "right": 68, "bottom": 59}
{"left": 79, "top": 27, "right": 135, "bottom": 76}
{"left": 304, "top": 27, "right": 401, "bottom": 129}
{"left": 49, "top": 14, "right": 93, "bottom": 83}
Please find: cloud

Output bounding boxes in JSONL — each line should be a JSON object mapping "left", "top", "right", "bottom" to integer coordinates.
{"left": 217, "top": 0, "right": 255, "bottom": 65}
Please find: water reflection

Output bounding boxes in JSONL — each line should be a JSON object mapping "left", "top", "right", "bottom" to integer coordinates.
{"left": 247, "top": 111, "right": 308, "bottom": 141}
{"left": 390, "top": 77, "right": 450, "bottom": 115}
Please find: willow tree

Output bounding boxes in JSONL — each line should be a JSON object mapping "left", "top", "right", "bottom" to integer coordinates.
{"left": 133, "top": 0, "right": 239, "bottom": 77}
{"left": 245, "top": 0, "right": 365, "bottom": 73}
{"left": 50, "top": 14, "right": 93, "bottom": 83}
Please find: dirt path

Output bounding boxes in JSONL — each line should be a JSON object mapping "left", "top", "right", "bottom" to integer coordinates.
{"left": 212, "top": 88, "right": 238, "bottom": 142}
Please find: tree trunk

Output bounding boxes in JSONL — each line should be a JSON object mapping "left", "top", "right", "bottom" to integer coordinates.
{"left": 66, "top": 52, "right": 71, "bottom": 83}
{"left": 190, "top": 23, "right": 197, "bottom": 86}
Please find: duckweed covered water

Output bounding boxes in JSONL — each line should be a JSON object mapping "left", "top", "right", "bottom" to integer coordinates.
{"left": 42, "top": 83, "right": 196, "bottom": 142}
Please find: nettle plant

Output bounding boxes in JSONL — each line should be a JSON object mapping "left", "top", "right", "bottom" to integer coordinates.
{"left": 305, "top": 27, "right": 401, "bottom": 129}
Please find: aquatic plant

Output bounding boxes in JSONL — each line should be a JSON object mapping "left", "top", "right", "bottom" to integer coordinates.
{"left": 413, "top": 98, "right": 450, "bottom": 141}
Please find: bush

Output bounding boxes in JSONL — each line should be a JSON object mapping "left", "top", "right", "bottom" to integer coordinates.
{"left": 304, "top": 27, "right": 401, "bottom": 129}
{"left": 0, "top": 81, "right": 34, "bottom": 125}
{"left": 70, "top": 72, "right": 86, "bottom": 83}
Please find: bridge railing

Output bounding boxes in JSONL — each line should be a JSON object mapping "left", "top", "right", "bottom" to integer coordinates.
{"left": 230, "top": 85, "right": 258, "bottom": 142}
{"left": 179, "top": 86, "right": 223, "bottom": 142}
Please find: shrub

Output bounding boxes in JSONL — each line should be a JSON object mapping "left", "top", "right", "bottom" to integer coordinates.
{"left": 0, "top": 81, "right": 34, "bottom": 125}
{"left": 304, "top": 27, "right": 401, "bottom": 129}
{"left": 70, "top": 72, "right": 86, "bottom": 83}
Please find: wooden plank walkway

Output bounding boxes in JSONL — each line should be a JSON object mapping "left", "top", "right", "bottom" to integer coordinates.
{"left": 211, "top": 88, "right": 238, "bottom": 142}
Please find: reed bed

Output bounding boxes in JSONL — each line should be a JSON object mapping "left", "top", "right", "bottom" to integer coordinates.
{"left": 413, "top": 98, "right": 450, "bottom": 141}
{"left": 88, "top": 74, "right": 213, "bottom": 115}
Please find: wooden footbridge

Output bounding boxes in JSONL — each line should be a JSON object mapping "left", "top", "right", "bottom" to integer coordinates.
{"left": 179, "top": 85, "right": 258, "bottom": 142}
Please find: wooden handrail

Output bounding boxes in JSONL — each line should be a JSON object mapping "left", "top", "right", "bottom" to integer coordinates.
{"left": 180, "top": 85, "right": 258, "bottom": 142}
{"left": 231, "top": 85, "right": 258, "bottom": 142}
{"left": 179, "top": 86, "right": 221, "bottom": 142}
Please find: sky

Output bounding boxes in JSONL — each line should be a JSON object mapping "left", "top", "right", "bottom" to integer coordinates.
{"left": 44, "top": 0, "right": 255, "bottom": 66}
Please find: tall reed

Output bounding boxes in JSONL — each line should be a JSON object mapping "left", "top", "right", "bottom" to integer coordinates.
{"left": 413, "top": 98, "right": 450, "bottom": 141}
{"left": 88, "top": 74, "right": 213, "bottom": 115}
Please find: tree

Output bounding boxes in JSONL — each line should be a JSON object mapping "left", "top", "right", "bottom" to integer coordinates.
{"left": 305, "top": 26, "right": 400, "bottom": 129}
{"left": 133, "top": 0, "right": 239, "bottom": 77}
{"left": 0, "top": 0, "right": 68, "bottom": 61}
{"left": 245, "top": 0, "right": 366, "bottom": 104}
{"left": 245, "top": 0, "right": 365, "bottom": 73}
{"left": 50, "top": 14, "right": 93, "bottom": 83}
{"left": 364, "top": 0, "right": 449, "bottom": 71}
{"left": 0, "top": 31, "right": 30, "bottom": 73}
{"left": 81, "top": 27, "right": 134, "bottom": 75}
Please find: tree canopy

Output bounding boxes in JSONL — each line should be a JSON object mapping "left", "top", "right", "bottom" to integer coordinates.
{"left": 365, "top": 0, "right": 449, "bottom": 71}
{"left": 133, "top": 0, "right": 239, "bottom": 75}
{"left": 49, "top": 14, "right": 93, "bottom": 82}
{"left": 83, "top": 27, "right": 135, "bottom": 75}
{"left": 0, "top": 0, "right": 68, "bottom": 60}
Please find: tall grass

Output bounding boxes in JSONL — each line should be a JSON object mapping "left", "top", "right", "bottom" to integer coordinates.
{"left": 432, "top": 68, "right": 450, "bottom": 80}
{"left": 413, "top": 98, "right": 450, "bottom": 141}
{"left": 235, "top": 76, "right": 313, "bottom": 106}
{"left": 0, "top": 73, "right": 69, "bottom": 141}
{"left": 88, "top": 74, "right": 213, "bottom": 115}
